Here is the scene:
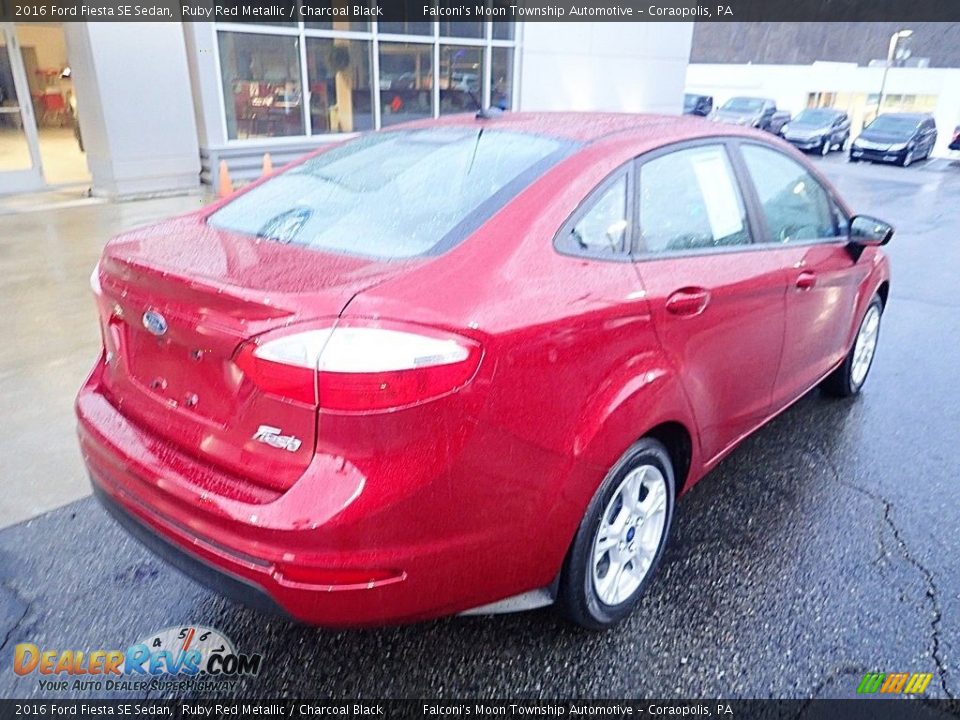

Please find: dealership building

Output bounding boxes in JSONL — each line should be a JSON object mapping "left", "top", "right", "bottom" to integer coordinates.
{"left": 686, "top": 22, "right": 960, "bottom": 156}
{"left": 0, "top": 21, "right": 693, "bottom": 198}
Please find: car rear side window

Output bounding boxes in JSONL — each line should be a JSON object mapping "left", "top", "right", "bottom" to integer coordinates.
{"left": 207, "top": 128, "right": 569, "bottom": 260}
{"left": 637, "top": 145, "right": 751, "bottom": 255}
{"left": 569, "top": 175, "right": 630, "bottom": 256}
{"left": 740, "top": 144, "right": 840, "bottom": 244}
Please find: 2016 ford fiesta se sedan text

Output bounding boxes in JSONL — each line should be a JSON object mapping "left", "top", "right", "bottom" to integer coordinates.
{"left": 76, "top": 113, "right": 892, "bottom": 629}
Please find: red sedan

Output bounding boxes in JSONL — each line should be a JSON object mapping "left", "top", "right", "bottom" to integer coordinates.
{"left": 77, "top": 113, "right": 891, "bottom": 629}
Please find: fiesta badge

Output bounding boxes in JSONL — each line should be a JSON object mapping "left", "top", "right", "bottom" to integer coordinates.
{"left": 142, "top": 310, "right": 168, "bottom": 337}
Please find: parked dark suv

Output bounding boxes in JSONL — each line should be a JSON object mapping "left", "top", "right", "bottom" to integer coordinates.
{"left": 850, "top": 113, "right": 938, "bottom": 167}
{"left": 949, "top": 125, "right": 960, "bottom": 151}
{"left": 780, "top": 108, "right": 851, "bottom": 156}
{"left": 683, "top": 93, "right": 713, "bottom": 117}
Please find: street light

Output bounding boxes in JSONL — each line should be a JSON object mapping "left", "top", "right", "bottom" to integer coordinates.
{"left": 878, "top": 29, "right": 913, "bottom": 116}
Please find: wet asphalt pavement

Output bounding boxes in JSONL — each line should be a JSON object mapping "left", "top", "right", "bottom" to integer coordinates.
{"left": 1, "top": 155, "right": 959, "bottom": 701}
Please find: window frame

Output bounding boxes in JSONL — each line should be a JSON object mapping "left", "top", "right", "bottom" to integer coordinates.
{"left": 630, "top": 138, "right": 761, "bottom": 261}
{"left": 552, "top": 163, "right": 636, "bottom": 263}
{"left": 212, "top": 21, "right": 519, "bottom": 146}
{"left": 731, "top": 138, "right": 852, "bottom": 250}
{"left": 553, "top": 135, "right": 857, "bottom": 265}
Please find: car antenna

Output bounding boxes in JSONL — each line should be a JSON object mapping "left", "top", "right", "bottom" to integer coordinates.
{"left": 467, "top": 127, "right": 484, "bottom": 174}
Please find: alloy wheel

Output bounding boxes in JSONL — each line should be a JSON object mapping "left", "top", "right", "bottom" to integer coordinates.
{"left": 591, "top": 465, "right": 668, "bottom": 606}
{"left": 851, "top": 304, "right": 881, "bottom": 388}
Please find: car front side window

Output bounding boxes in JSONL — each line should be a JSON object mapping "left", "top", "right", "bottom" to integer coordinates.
{"left": 740, "top": 144, "right": 841, "bottom": 244}
{"left": 636, "top": 145, "right": 751, "bottom": 255}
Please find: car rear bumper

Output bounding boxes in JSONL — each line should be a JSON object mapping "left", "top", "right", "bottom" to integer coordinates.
{"left": 77, "top": 358, "right": 542, "bottom": 626}
{"left": 92, "top": 483, "right": 288, "bottom": 617}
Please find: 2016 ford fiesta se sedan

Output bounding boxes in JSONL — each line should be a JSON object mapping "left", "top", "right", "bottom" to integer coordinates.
{"left": 77, "top": 113, "right": 892, "bottom": 630}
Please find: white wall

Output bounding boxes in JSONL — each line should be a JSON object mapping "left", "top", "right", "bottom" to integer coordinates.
{"left": 64, "top": 22, "right": 201, "bottom": 198}
{"left": 686, "top": 62, "right": 960, "bottom": 156}
{"left": 182, "top": 23, "right": 226, "bottom": 148}
{"left": 518, "top": 23, "right": 693, "bottom": 115}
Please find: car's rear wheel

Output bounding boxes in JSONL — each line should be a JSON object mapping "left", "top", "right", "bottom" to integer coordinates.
{"left": 822, "top": 294, "right": 883, "bottom": 397}
{"left": 559, "top": 438, "right": 675, "bottom": 630}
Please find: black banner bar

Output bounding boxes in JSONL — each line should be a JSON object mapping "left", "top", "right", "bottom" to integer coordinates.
{"left": 2, "top": 0, "right": 960, "bottom": 22}
{"left": 2, "top": 700, "right": 960, "bottom": 719}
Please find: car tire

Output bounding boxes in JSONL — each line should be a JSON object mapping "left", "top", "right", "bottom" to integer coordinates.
{"left": 848, "top": 154, "right": 858, "bottom": 163}
{"left": 559, "top": 438, "right": 675, "bottom": 630}
{"left": 822, "top": 294, "right": 883, "bottom": 398}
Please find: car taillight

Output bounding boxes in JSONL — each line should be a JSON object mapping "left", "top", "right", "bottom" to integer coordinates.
{"left": 236, "top": 323, "right": 482, "bottom": 411}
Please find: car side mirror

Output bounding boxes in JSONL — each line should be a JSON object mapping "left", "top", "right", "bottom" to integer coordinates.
{"left": 850, "top": 215, "right": 894, "bottom": 246}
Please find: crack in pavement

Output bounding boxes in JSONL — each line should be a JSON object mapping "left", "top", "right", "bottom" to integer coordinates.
{"left": 0, "top": 580, "right": 30, "bottom": 654}
{"left": 802, "top": 448, "right": 954, "bottom": 700}
{"left": 795, "top": 664, "right": 868, "bottom": 716}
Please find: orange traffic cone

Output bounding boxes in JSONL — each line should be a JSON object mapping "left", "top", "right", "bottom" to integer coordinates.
{"left": 262, "top": 153, "right": 273, "bottom": 176}
{"left": 217, "top": 160, "right": 233, "bottom": 198}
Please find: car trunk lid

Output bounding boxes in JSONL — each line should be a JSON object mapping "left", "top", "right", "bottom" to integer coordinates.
{"left": 93, "top": 214, "right": 417, "bottom": 493}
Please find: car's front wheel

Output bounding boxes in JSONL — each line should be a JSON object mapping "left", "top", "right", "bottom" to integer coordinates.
{"left": 822, "top": 294, "right": 883, "bottom": 397}
{"left": 559, "top": 438, "right": 675, "bottom": 629}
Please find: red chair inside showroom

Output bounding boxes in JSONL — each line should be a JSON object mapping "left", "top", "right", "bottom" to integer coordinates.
{"left": 41, "top": 92, "right": 67, "bottom": 127}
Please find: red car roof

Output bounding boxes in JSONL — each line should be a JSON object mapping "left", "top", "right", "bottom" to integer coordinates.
{"left": 399, "top": 111, "right": 738, "bottom": 144}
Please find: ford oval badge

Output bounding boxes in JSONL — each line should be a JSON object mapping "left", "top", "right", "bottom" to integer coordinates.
{"left": 142, "top": 310, "right": 168, "bottom": 337}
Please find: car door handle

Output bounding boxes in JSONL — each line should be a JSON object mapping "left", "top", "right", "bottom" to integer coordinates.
{"left": 665, "top": 287, "right": 711, "bottom": 316}
{"left": 795, "top": 271, "right": 817, "bottom": 290}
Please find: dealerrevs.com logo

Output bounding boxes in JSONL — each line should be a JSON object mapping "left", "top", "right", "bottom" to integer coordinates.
{"left": 13, "top": 626, "right": 263, "bottom": 693}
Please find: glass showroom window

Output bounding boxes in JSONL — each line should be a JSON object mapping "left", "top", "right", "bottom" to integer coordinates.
{"left": 305, "top": 38, "right": 375, "bottom": 134}
{"left": 439, "top": 45, "right": 485, "bottom": 115}
{"left": 379, "top": 20, "right": 432, "bottom": 35}
{"left": 491, "top": 46, "right": 513, "bottom": 110}
{"left": 493, "top": 22, "right": 515, "bottom": 40}
{"left": 218, "top": 32, "right": 305, "bottom": 140}
{"left": 440, "top": 21, "right": 484, "bottom": 39}
{"left": 379, "top": 42, "right": 434, "bottom": 127}
{"left": 216, "top": 22, "right": 515, "bottom": 140}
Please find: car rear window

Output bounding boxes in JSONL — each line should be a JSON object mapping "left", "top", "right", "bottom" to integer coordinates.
{"left": 207, "top": 128, "right": 571, "bottom": 260}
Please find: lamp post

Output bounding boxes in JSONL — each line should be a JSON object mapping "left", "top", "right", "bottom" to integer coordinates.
{"left": 878, "top": 29, "right": 912, "bottom": 117}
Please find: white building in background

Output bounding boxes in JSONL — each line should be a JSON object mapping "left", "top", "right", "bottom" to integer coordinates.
{"left": 0, "top": 21, "right": 693, "bottom": 199}
{"left": 686, "top": 62, "right": 960, "bottom": 157}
